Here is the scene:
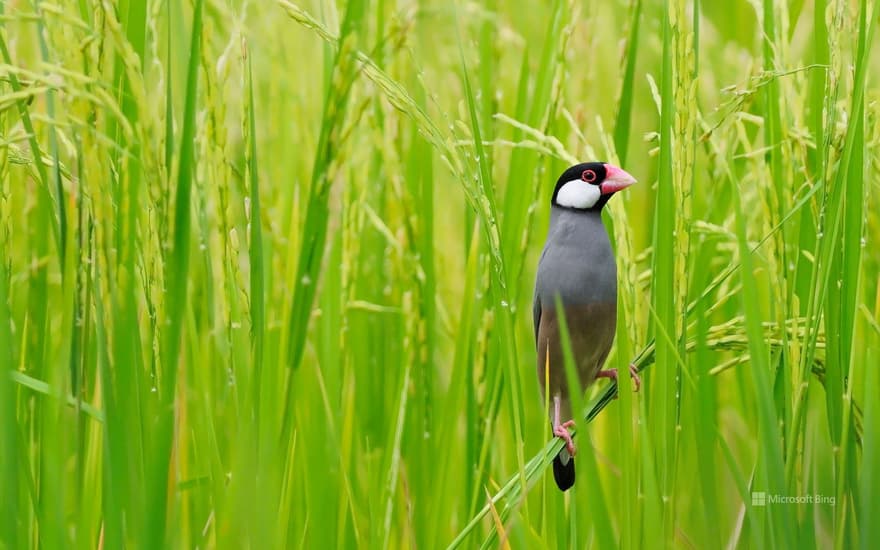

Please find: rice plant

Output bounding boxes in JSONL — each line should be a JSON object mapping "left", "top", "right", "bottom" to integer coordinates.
{"left": 0, "top": 0, "right": 878, "bottom": 548}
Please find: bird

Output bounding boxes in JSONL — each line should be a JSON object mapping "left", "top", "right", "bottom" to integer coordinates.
{"left": 533, "top": 161, "right": 641, "bottom": 491}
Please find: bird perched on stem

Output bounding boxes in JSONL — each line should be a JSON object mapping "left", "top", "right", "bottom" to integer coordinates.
{"left": 533, "top": 162, "right": 641, "bottom": 491}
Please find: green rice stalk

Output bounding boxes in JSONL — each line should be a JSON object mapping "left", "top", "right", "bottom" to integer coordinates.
{"left": 649, "top": 1, "right": 679, "bottom": 544}
{"left": 282, "top": 0, "right": 367, "bottom": 372}
{"left": 150, "top": 1, "right": 204, "bottom": 546}
{"left": 243, "top": 41, "right": 265, "bottom": 423}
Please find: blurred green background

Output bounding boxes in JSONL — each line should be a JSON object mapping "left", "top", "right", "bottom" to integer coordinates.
{"left": 0, "top": 0, "right": 878, "bottom": 548}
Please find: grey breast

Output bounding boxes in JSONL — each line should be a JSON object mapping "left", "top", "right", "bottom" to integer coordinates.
{"left": 533, "top": 207, "right": 618, "bottom": 398}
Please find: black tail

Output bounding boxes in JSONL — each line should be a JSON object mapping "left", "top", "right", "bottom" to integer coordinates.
{"left": 552, "top": 450, "right": 575, "bottom": 491}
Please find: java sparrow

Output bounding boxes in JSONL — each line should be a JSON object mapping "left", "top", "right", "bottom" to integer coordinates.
{"left": 533, "top": 162, "right": 641, "bottom": 491}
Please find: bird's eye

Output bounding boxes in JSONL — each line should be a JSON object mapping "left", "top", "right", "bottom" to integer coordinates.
{"left": 581, "top": 169, "right": 597, "bottom": 183}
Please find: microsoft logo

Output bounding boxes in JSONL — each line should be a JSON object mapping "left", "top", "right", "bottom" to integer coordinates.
{"left": 750, "top": 491, "right": 835, "bottom": 507}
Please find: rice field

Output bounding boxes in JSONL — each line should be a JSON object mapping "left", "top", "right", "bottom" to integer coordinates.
{"left": 1, "top": 0, "right": 879, "bottom": 548}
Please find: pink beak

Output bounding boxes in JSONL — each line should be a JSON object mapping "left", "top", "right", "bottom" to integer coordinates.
{"left": 600, "top": 164, "right": 637, "bottom": 195}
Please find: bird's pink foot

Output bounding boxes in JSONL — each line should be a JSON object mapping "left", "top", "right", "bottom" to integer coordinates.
{"left": 597, "top": 364, "right": 642, "bottom": 396}
{"left": 553, "top": 420, "right": 577, "bottom": 456}
{"left": 628, "top": 364, "right": 641, "bottom": 391}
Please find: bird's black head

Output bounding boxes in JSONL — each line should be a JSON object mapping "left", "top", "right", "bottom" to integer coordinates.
{"left": 551, "top": 162, "right": 637, "bottom": 211}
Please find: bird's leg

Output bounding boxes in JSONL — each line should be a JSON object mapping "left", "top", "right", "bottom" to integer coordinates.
{"left": 596, "top": 364, "right": 642, "bottom": 396}
{"left": 552, "top": 395, "right": 577, "bottom": 456}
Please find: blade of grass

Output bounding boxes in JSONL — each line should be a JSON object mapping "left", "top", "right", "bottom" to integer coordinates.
{"left": 426, "top": 221, "right": 480, "bottom": 547}
{"left": 799, "top": 0, "right": 826, "bottom": 321}
{"left": 730, "top": 153, "right": 792, "bottom": 548}
{"left": 614, "top": 250, "right": 638, "bottom": 550}
{"left": 650, "top": 1, "right": 676, "bottom": 545}
{"left": 832, "top": 4, "right": 871, "bottom": 546}
{"left": 403, "top": 82, "right": 437, "bottom": 547}
{"left": 162, "top": 0, "right": 175, "bottom": 244}
{"left": 691, "top": 268, "right": 720, "bottom": 548}
{"left": 40, "top": 203, "right": 80, "bottom": 545}
{"left": 150, "top": 1, "right": 204, "bottom": 546}
{"left": 0, "top": 232, "right": 17, "bottom": 548}
{"left": 282, "top": 0, "right": 367, "bottom": 373}
{"left": 243, "top": 41, "right": 265, "bottom": 423}
{"left": 859, "top": 345, "right": 878, "bottom": 549}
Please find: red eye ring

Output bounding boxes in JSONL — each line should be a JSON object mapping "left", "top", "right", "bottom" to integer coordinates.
{"left": 581, "top": 169, "right": 597, "bottom": 183}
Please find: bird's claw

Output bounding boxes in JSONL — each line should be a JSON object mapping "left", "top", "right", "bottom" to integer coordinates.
{"left": 553, "top": 421, "right": 577, "bottom": 456}
{"left": 598, "top": 364, "right": 642, "bottom": 398}
{"left": 628, "top": 364, "right": 641, "bottom": 391}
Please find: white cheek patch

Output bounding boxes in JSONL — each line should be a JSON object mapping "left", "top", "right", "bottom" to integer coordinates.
{"left": 556, "top": 179, "right": 600, "bottom": 209}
